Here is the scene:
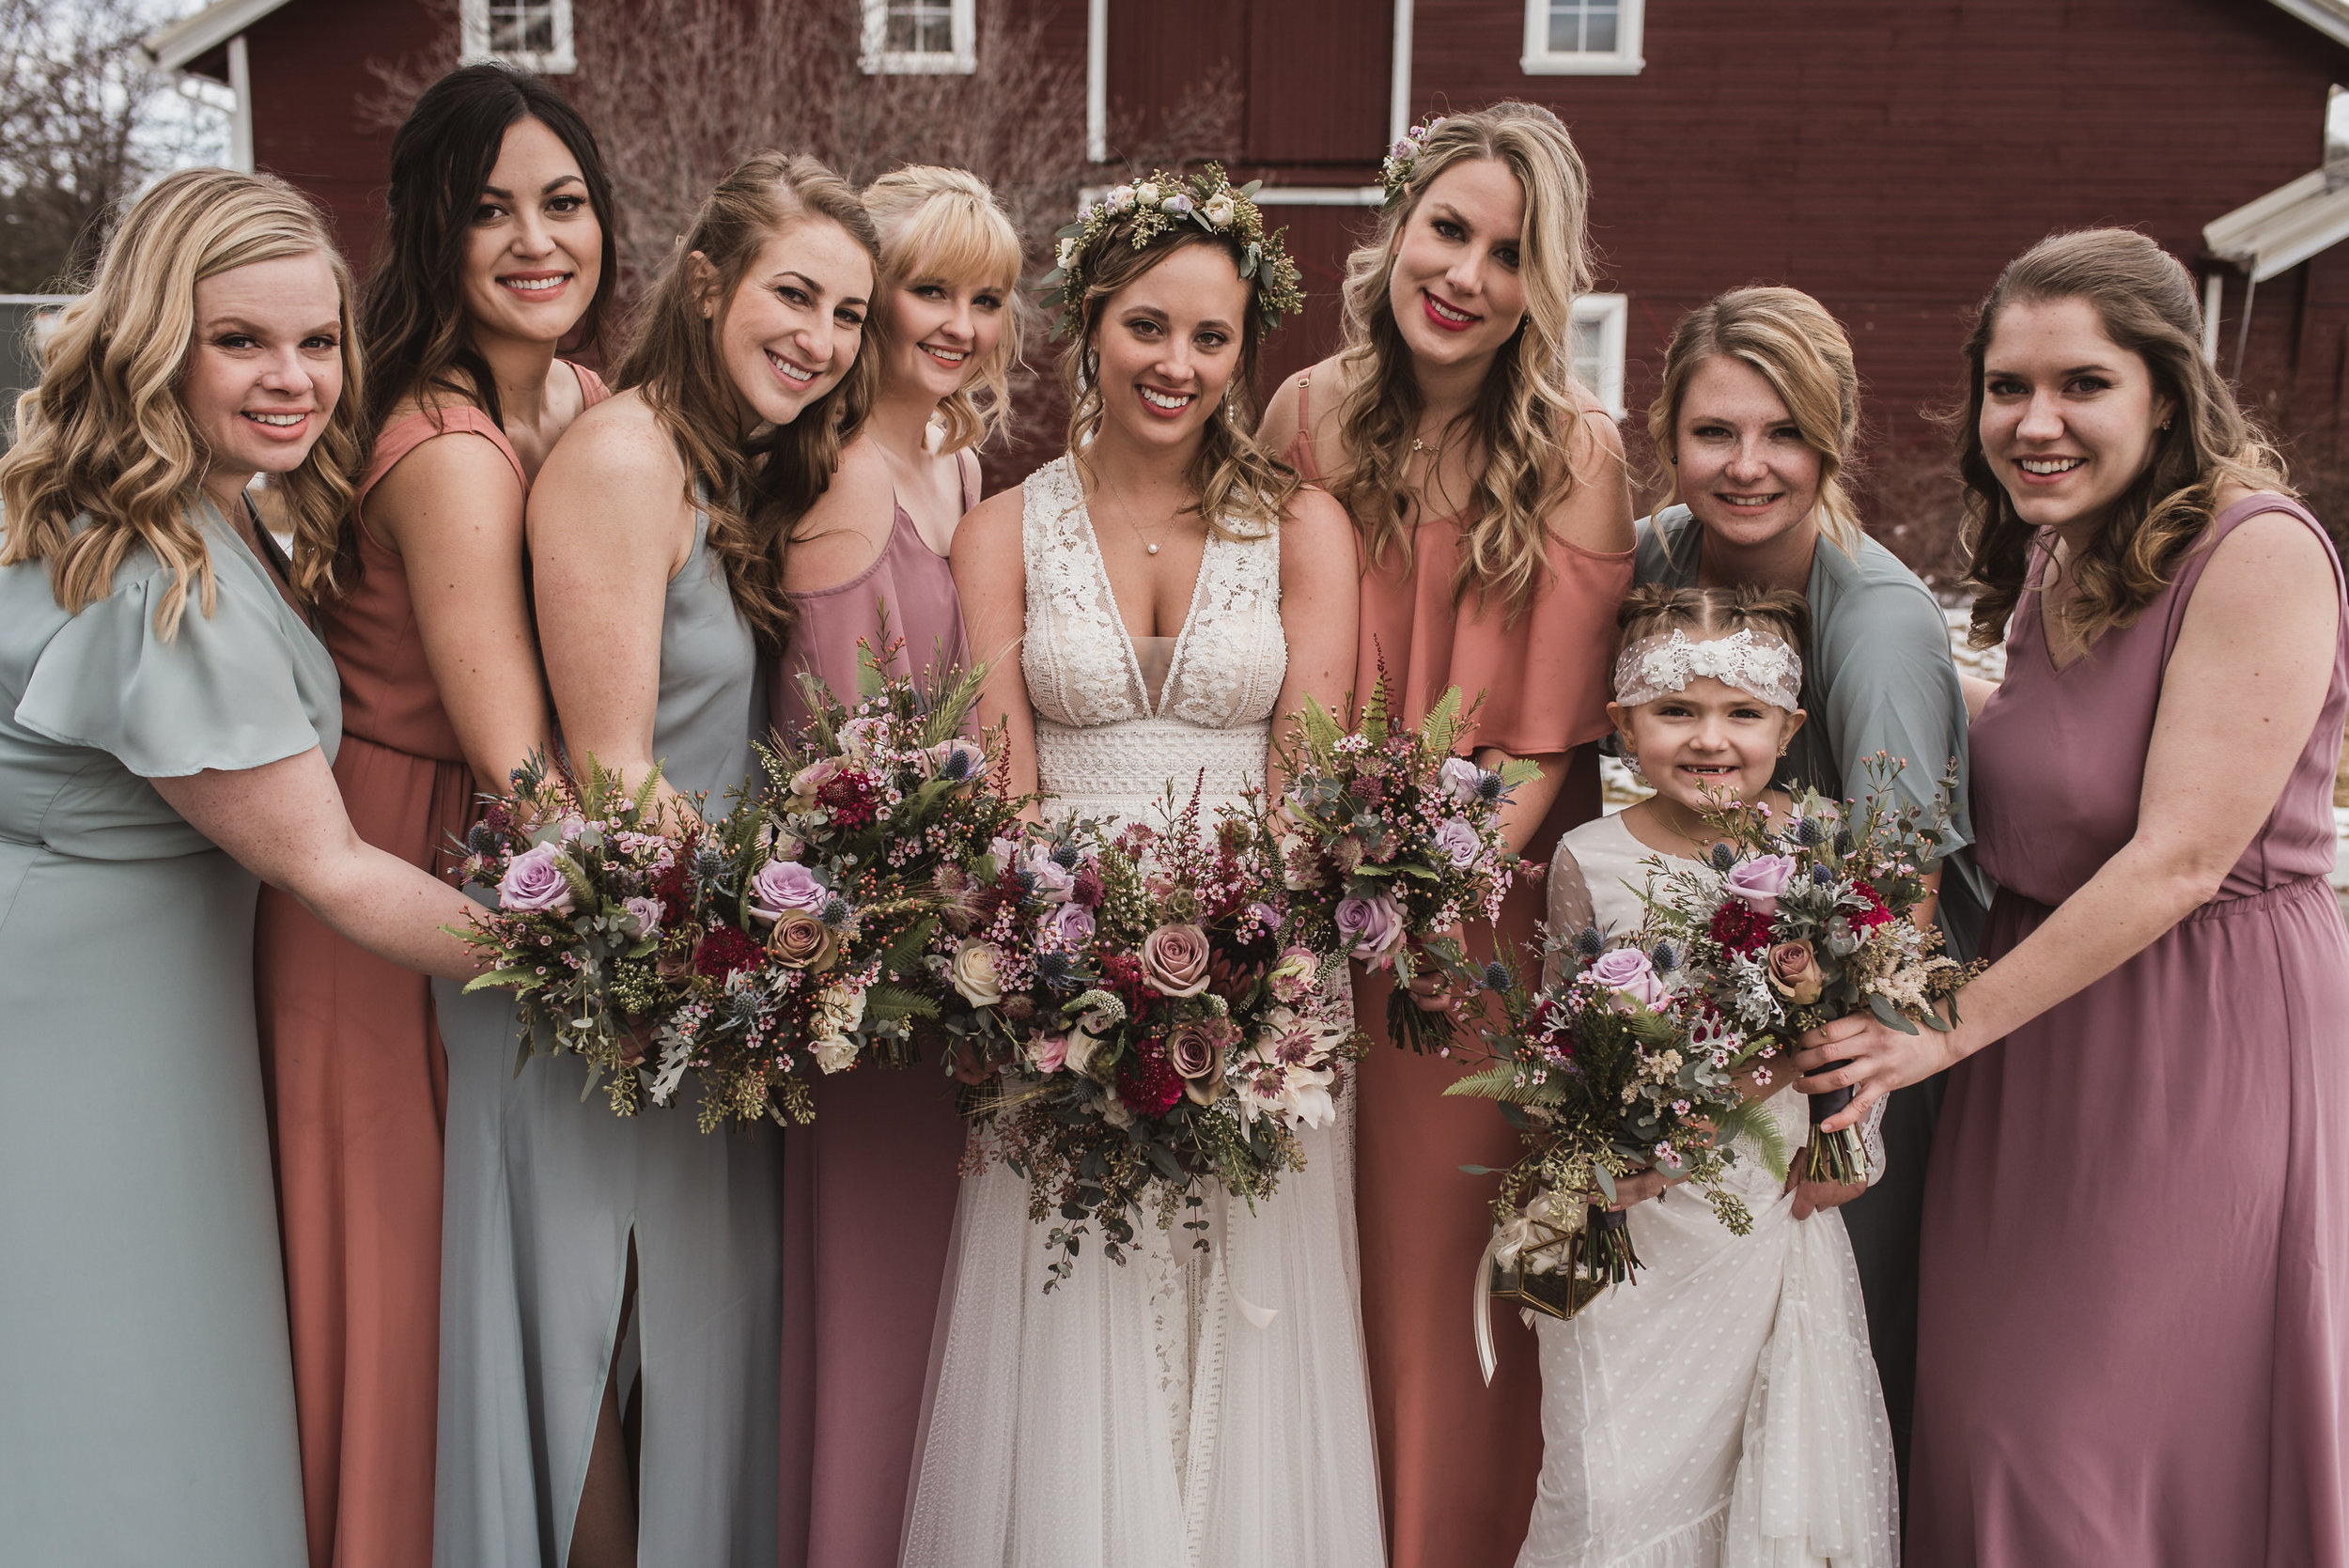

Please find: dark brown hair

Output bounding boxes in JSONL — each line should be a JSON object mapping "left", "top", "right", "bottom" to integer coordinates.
{"left": 616, "top": 151, "right": 880, "bottom": 654}
{"left": 1956, "top": 228, "right": 2290, "bottom": 650}
{"left": 334, "top": 64, "right": 618, "bottom": 596}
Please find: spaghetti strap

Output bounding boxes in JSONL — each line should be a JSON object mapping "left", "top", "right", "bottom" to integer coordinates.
{"left": 569, "top": 359, "right": 612, "bottom": 409}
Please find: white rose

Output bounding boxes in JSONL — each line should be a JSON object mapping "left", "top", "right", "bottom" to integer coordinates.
{"left": 950, "top": 939, "right": 1005, "bottom": 1008}
{"left": 1106, "top": 184, "right": 1136, "bottom": 213}
{"left": 1135, "top": 180, "right": 1161, "bottom": 208}
{"left": 1100, "top": 1090, "right": 1135, "bottom": 1129}
{"left": 811, "top": 1032, "right": 859, "bottom": 1074}
{"left": 815, "top": 982, "right": 865, "bottom": 1038}
{"left": 1203, "top": 193, "right": 1237, "bottom": 230}
{"left": 1055, "top": 236, "right": 1079, "bottom": 270}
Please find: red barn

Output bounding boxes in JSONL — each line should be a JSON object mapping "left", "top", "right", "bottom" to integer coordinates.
{"left": 148, "top": 0, "right": 2349, "bottom": 513}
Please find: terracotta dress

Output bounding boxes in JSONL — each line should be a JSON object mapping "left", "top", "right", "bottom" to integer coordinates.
{"left": 770, "top": 484, "right": 972, "bottom": 1568}
{"left": 1912, "top": 492, "right": 2349, "bottom": 1565}
{"left": 254, "top": 368, "right": 605, "bottom": 1568}
{"left": 1287, "top": 377, "right": 1634, "bottom": 1568}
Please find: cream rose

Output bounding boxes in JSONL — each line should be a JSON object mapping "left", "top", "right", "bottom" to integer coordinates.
{"left": 950, "top": 939, "right": 1006, "bottom": 1007}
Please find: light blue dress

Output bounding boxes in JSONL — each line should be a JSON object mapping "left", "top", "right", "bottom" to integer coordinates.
{"left": 432, "top": 503, "right": 781, "bottom": 1567}
{"left": 0, "top": 499, "right": 338, "bottom": 1564}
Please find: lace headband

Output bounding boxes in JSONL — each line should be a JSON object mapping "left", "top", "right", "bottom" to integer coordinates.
{"left": 1611, "top": 628, "right": 1803, "bottom": 711}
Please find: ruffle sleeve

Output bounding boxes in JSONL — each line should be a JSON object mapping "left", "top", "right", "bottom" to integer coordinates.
{"left": 1443, "top": 537, "right": 1633, "bottom": 757}
{"left": 15, "top": 566, "right": 326, "bottom": 778}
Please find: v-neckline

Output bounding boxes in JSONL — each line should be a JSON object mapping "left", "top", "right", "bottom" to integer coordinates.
{"left": 1070, "top": 481, "right": 1216, "bottom": 720}
{"left": 2030, "top": 537, "right": 2096, "bottom": 676}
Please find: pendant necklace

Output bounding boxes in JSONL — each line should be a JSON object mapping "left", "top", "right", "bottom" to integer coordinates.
{"left": 1104, "top": 481, "right": 1175, "bottom": 555}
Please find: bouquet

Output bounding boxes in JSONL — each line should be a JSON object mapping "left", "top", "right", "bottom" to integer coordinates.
{"left": 942, "top": 785, "right": 1361, "bottom": 1289}
{"left": 642, "top": 644, "right": 1024, "bottom": 1127}
{"left": 1446, "top": 924, "right": 1782, "bottom": 1357}
{"left": 1639, "top": 756, "right": 1978, "bottom": 1185}
{"left": 1275, "top": 678, "right": 1537, "bottom": 1053}
{"left": 455, "top": 751, "right": 699, "bottom": 1106}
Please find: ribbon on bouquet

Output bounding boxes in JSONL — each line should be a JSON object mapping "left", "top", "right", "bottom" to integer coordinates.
{"left": 1473, "top": 1215, "right": 1545, "bottom": 1385}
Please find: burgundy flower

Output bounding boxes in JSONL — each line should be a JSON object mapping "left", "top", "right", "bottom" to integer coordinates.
{"left": 1708, "top": 899, "right": 1776, "bottom": 957}
{"left": 817, "top": 770, "right": 879, "bottom": 831}
{"left": 692, "top": 922, "right": 764, "bottom": 980}
{"left": 1850, "top": 882, "right": 1895, "bottom": 929}
{"left": 1072, "top": 864, "right": 1105, "bottom": 908}
{"left": 1116, "top": 1035, "right": 1186, "bottom": 1117}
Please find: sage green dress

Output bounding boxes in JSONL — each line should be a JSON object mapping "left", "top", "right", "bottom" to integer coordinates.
{"left": 432, "top": 503, "right": 781, "bottom": 1567}
{"left": 0, "top": 500, "right": 339, "bottom": 1564}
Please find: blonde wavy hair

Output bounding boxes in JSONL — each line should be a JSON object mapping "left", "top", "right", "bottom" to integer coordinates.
{"left": 1330, "top": 100, "right": 1595, "bottom": 624}
{"left": 1957, "top": 227, "right": 2292, "bottom": 650}
{"left": 616, "top": 151, "right": 880, "bottom": 655}
{"left": 1647, "top": 286, "right": 1865, "bottom": 568}
{"left": 0, "top": 167, "right": 362, "bottom": 635}
{"left": 1062, "top": 227, "right": 1299, "bottom": 539}
{"left": 863, "top": 164, "right": 1024, "bottom": 454}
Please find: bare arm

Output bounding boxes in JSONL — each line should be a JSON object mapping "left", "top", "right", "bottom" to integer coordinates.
{"left": 1960, "top": 672, "right": 2000, "bottom": 722}
{"left": 1796, "top": 508, "right": 2341, "bottom": 1130}
{"left": 368, "top": 430, "right": 553, "bottom": 789}
{"left": 1267, "top": 488, "right": 1359, "bottom": 795}
{"left": 950, "top": 486, "right": 1038, "bottom": 812}
{"left": 527, "top": 395, "right": 697, "bottom": 815}
{"left": 153, "top": 749, "right": 480, "bottom": 980}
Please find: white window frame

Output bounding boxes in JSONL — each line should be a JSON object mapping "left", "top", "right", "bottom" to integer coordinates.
{"left": 862, "top": 0, "right": 977, "bottom": 76}
{"left": 459, "top": 0, "right": 576, "bottom": 74}
{"left": 1521, "top": 0, "right": 1644, "bottom": 76}
{"left": 1570, "top": 292, "right": 1628, "bottom": 418}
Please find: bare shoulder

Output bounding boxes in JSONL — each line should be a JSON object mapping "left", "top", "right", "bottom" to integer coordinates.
{"left": 795, "top": 433, "right": 896, "bottom": 535}
{"left": 542, "top": 389, "right": 676, "bottom": 484}
{"left": 949, "top": 479, "right": 1027, "bottom": 570}
{"left": 1280, "top": 484, "right": 1356, "bottom": 561}
{"left": 1259, "top": 352, "right": 1346, "bottom": 449}
{"left": 1562, "top": 403, "right": 1628, "bottom": 472}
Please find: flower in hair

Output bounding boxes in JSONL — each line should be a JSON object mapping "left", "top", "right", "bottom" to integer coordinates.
{"left": 1379, "top": 115, "right": 1446, "bottom": 210}
{"left": 1041, "top": 163, "right": 1308, "bottom": 341}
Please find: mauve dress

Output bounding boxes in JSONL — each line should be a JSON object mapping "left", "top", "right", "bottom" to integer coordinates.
{"left": 1286, "top": 374, "right": 1635, "bottom": 1568}
{"left": 1913, "top": 491, "right": 2349, "bottom": 1565}
{"left": 256, "top": 369, "right": 605, "bottom": 1568}
{"left": 770, "top": 486, "right": 971, "bottom": 1568}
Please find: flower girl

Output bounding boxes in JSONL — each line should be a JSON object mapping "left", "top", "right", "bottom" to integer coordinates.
{"left": 1516, "top": 582, "right": 1897, "bottom": 1568}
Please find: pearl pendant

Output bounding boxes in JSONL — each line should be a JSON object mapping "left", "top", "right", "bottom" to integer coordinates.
{"left": 1147, "top": 542, "right": 1159, "bottom": 554}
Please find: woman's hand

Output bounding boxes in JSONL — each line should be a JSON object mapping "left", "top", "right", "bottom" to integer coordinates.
{"left": 1791, "top": 1011, "right": 1972, "bottom": 1135}
{"left": 1601, "top": 1168, "right": 1672, "bottom": 1210}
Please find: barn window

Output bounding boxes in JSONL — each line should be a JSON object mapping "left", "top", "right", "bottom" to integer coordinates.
{"left": 862, "top": 0, "right": 978, "bottom": 74}
{"left": 1521, "top": 0, "right": 1645, "bottom": 76}
{"left": 1570, "top": 293, "right": 1628, "bottom": 419}
{"left": 459, "top": 0, "right": 576, "bottom": 74}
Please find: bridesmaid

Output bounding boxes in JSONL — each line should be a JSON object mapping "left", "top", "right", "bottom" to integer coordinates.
{"left": 1794, "top": 228, "right": 2349, "bottom": 1563}
{"left": 1258, "top": 100, "right": 1634, "bottom": 1567}
{"left": 0, "top": 169, "right": 486, "bottom": 1564}
{"left": 254, "top": 63, "right": 615, "bottom": 1568}
{"left": 1630, "top": 285, "right": 1984, "bottom": 1486}
{"left": 770, "top": 163, "right": 1017, "bottom": 1568}
{"left": 431, "top": 151, "right": 878, "bottom": 1568}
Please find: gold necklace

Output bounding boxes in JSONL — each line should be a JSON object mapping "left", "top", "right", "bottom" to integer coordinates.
{"left": 1100, "top": 480, "right": 1177, "bottom": 556}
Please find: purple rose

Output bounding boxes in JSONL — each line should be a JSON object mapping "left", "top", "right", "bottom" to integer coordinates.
{"left": 1590, "top": 947, "right": 1669, "bottom": 1011}
{"left": 1049, "top": 902, "right": 1096, "bottom": 945}
{"left": 498, "top": 841, "right": 574, "bottom": 914}
{"left": 1438, "top": 756, "right": 1484, "bottom": 805}
{"left": 1022, "top": 846, "right": 1076, "bottom": 903}
{"left": 748, "top": 859, "right": 829, "bottom": 925}
{"left": 1434, "top": 816, "right": 1481, "bottom": 868}
{"left": 1336, "top": 892, "right": 1406, "bottom": 964}
{"left": 622, "top": 896, "right": 664, "bottom": 939}
{"left": 1724, "top": 854, "right": 1797, "bottom": 916}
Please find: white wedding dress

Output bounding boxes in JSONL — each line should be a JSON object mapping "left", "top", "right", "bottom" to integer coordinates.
{"left": 1517, "top": 813, "right": 1897, "bottom": 1568}
{"left": 901, "top": 456, "right": 1386, "bottom": 1568}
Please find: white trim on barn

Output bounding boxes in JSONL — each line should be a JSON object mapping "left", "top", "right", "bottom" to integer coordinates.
{"left": 2205, "top": 170, "right": 2349, "bottom": 284}
{"left": 1085, "top": 0, "right": 1108, "bottom": 163}
{"left": 1390, "top": 0, "right": 1415, "bottom": 145}
{"left": 1571, "top": 292, "right": 1628, "bottom": 418}
{"left": 860, "top": 0, "right": 977, "bottom": 76}
{"left": 2266, "top": 0, "right": 2349, "bottom": 50}
{"left": 460, "top": 0, "right": 577, "bottom": 75}
{"left": 144, "top": 0, "right": 292, "bottom": 72}
{"left": 1520, "top": 0, "right": 1644, "bottom": 76}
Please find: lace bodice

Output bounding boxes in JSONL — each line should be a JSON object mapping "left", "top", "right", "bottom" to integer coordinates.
{"left": 1019, "top": 455, "right": 1285, "bottom": 731}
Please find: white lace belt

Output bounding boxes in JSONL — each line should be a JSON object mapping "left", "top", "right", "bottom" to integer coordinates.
{"left": 1034, "top": 717, "right": 1270, "bottom": 826}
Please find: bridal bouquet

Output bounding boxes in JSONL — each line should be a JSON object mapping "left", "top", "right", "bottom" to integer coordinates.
{"left": 1639, "top": 756, "right": 1977, "bottom": 1184}
{"left": 1274, "top": 677, "right": 1538, "bottom": 1053}
{"left": 945, "top": 786, "right": 1361, "bottom": 1289}
{"left": 642, "top": 644, "right": 1022, "bottom": 1128}
{"left": 1446, "top": 924, "right": 1781, "bottom": 1347}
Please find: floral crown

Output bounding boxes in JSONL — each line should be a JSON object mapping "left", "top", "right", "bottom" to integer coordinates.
{"left": 1041, "top": 163, "right": 1307, "bottom": 342}
{"left": 1380, "top": 116, "right": 1446, "bottom": 210}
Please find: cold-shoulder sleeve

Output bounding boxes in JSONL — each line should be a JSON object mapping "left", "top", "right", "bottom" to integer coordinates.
{"left": 15, "top": 567, "right": 326, "bottom": 778}
{"left": 1451, "top": 536, "right": 1633, "bottom": 756}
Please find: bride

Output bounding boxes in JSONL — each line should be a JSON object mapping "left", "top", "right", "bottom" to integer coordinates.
{"left": 902, "top": 174, "right": 1383, "bottom": 1566}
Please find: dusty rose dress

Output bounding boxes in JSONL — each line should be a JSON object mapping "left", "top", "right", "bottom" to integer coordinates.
{"left": 770, "top": 484, "right": 972, "bottom": 1568}
{"left": 253, "top": 369, "right": 604, "bottom": 1568}
{"left": 1287, "top": 376, "right": 1635, "bottom": 1568}
{"left": 1913, "top": 492, "right": 2349, "bottom": 1565}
